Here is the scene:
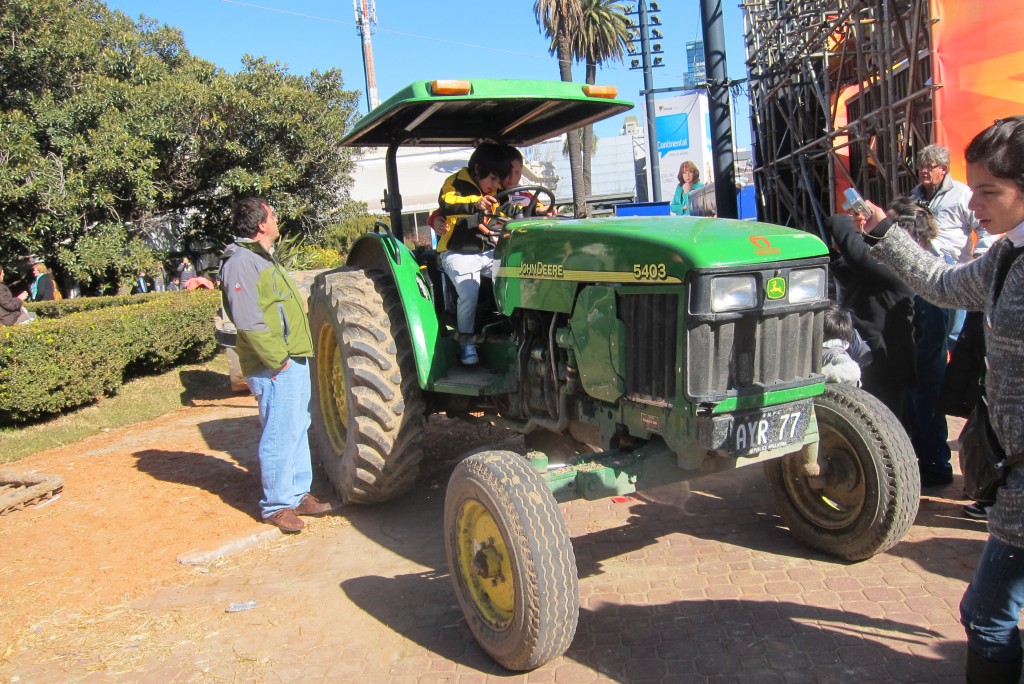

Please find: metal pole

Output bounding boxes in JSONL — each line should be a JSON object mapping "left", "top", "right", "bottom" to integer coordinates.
{"left": 700, "top": 0, "right": 737, "bottom": 218}
{"left": 385, "top": 141, "right": 404, "bottom": 240}
{"left": 354, "top": 0, "right": 380, "bottom": 112}
{"left": 638, "top": 1, "right": 661, "bottom": 202}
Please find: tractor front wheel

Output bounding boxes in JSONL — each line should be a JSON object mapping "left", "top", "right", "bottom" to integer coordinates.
{"left": 444, "top": 451, "right": 578, "bottom": 671}
{"left": 764, "top": 384, "right": 920, "bottom": 561}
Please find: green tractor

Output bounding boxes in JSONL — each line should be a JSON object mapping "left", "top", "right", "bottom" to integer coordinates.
{"left": 307, "top": 78, "right": 920, "bottom": 671}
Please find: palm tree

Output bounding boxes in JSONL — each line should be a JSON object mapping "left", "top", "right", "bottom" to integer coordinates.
{"left": 534, "top": 0, "right": 588, "bottom": 217}
{"left": 570, "top": 0, "right": 629, "bottom": 208}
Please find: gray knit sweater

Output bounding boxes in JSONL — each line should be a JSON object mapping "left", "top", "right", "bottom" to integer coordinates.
{"left": 870, "top": 226, "right": 1024, "bottom": 548}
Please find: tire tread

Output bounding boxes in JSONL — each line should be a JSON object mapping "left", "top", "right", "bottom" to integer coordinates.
{"left": 445, "top": 452, "right": 578, "bottom": 670}
{"left": 765, "top": 384, "right": 919, "bottom": 561}
{"left": 309, "top": 267, "right": 426, "bottom": 504}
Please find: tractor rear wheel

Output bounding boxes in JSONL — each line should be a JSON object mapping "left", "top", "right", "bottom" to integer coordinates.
{"left": 764, "top": 384, "right": 919, "bottom": 561}
{"left": 445, "top": 451, "right": 578, "bottom": 671}
{"left": 308, "top": 267, "right": 426, "bottom": 504}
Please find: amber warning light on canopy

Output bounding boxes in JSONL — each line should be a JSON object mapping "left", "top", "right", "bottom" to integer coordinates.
{"left": 430, "top": 80, "right": 472, "bottom": 96}
{"left": 583, "top": 85, "right": 618, "bottom": 99}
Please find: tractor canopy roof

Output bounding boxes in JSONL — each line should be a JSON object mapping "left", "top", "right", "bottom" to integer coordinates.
{"left": 340, "top": 79, "right": 634, "bottom": 148}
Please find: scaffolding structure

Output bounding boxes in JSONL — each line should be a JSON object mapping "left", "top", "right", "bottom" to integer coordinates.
{"left": 742, "top": 0, "right": 935, "bottom": 234}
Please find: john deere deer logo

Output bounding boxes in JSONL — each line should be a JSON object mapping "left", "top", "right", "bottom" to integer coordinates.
{"left": 766, "top": 277, "right": 787, "bottom": 300}
{"left": 749, "top": 235, "right": 781, "bottom": 256}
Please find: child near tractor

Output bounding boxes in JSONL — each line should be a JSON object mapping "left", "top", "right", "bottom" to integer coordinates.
{"left": 821, "top": 302, "right": 870, "bottom": 385}
{"left": 435, "top": 141, "right": 511, "bottom": 365}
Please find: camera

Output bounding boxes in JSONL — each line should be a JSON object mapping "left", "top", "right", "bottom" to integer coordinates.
{"left": 842, "top": 188, "right": 872, "bottom": 219}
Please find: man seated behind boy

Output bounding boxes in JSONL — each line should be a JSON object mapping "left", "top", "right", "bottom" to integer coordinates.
{"left": 500, "top": 145, "right": 557, "bottom": 217}
{"left": 436, "top": 141, "right": 511, "bottom": 365}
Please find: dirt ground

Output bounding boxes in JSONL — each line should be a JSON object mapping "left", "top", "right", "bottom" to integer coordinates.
{"left": 0, "top": 371, "right": 518, "bottom": 660}
{"left": 0, "top": 363, "right": 985, "bottom": 682}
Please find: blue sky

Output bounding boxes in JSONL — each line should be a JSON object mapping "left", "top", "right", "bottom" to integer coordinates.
{"left": 104, "top": 0, "right": 752, "bottom": 147}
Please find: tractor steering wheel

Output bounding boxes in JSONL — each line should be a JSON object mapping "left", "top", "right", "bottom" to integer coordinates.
{"left": 492, "top": 185, "right": 557, "bottom": 220}
{"left": 476, "top": 185, "right": 557, "bottom": 249}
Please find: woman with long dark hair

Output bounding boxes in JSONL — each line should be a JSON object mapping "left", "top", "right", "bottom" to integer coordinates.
{"left": 859, "top": 116, "right": 1024, "bottom": 683}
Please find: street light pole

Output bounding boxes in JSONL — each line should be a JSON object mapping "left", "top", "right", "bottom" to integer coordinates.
{"left": 637, "top": 2, "right": 661, "bottom": 202}
{"left": 626, "top": 2, "right": 666, "bottom": 203}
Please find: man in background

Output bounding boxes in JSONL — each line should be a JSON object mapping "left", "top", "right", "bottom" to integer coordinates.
{"left": 911, "top": 144, "right": 990, "bottom": 347}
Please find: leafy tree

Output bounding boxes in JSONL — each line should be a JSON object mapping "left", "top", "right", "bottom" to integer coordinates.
{"left": 534, "top": 0, "right": 589, "bottom": 217}
{"left": 320, "top": 209, "right": 381, "bottom": 258}
{"left": 57, "top": 223, "right": 159, "bottom": 295}
{"left": 0, "top": 0, "right": 362, "bottom": 290}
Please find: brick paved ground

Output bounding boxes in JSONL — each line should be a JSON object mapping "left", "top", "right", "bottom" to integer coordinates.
{"left": 3, "top": 419, "right": 989, "bottom": 683}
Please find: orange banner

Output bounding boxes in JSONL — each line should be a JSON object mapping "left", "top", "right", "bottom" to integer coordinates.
{"left": 931, "top": 0, "right": 1024, "bottom": 180}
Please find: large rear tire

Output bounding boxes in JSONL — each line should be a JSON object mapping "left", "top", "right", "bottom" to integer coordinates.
{"left": 308, "top": 267, "right": 426, "bottom": 504}
{"left": 764, "top": 384, "right": 920, "bottom": 561}
{"left": 445, "top": 451, "right": 578, "bottom": 671}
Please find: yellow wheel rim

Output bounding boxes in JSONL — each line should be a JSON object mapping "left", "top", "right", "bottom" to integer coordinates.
{"left": 782, "top": 420, "right": 866, "bottom": 529}
{"left": 455, "top": 500, "right": 514, "bottom": 628}
{"left": 316, "top": 324, "right": 348, "bottom": 453}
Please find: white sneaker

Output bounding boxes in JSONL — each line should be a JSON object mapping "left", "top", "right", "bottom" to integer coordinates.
{"left": 460, "top": 343, "right": 479, "bottom": 365}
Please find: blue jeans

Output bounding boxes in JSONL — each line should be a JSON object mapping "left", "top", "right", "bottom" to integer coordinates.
{"left": 441, "top": 250, "right": 496, "bottom": 335}
{"left": 942, "top": 253, "right": 967, "bottom": 350}
{"left": 909, "top": 298, "right": 951, "bottom": 475}
{"left": 960, "top": 535, "right": 1024, "bottom": 662}
{"left": 947, "top": 307, "right": 966, "bottom": 350}
{"left": 246, "top": 357, "right": 313, "bottom": 518}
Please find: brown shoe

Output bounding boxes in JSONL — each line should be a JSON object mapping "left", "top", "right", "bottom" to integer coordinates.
{"left": 294, "top": 493, "right": 334, "bottom": 517}
{"left": 265, "top": 508, "right": 304, "bottom": 533}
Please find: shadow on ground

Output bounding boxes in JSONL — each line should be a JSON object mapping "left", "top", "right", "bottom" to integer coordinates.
{"left": 131, "top": 415, "right": 265, "bottom": 520}
{"left": 334, "top": 447, "right": 978, "bottom": 681}
{"left": 178, "top": 368, "right": 240, "bottom": 405}
{"left": 341, "top": 566, "right": 960, "bottom": 681}
{"left": 132, "top": 448, "right": 262, "bottom": 520}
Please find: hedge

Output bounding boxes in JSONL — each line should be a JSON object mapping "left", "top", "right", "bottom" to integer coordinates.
{"left": 25, "top": 291, "right": 169, "bottom": 319}
{"left": 0, "top": 289, "right": 222, "bottom": 425}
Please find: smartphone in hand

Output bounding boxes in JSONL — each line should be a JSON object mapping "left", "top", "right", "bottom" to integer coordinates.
{"left": 842, "top": 188, "right": 872, "bottom": 219}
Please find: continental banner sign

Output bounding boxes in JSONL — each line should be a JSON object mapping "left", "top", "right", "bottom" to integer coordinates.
{"left": 931, "top": 0, "right": 1024, "bottom": 180}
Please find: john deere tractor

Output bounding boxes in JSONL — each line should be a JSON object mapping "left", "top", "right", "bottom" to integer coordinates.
{"left": 307, "top": 79, "right": 919, "bottom": 671}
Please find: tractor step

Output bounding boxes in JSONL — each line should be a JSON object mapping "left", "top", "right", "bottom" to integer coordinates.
{"left": 433, "top": 366, "right": 510, "bottom": 396}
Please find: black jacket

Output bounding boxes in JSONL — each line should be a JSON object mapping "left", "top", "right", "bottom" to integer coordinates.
{"left": 437, "top": 168, "right": 492, "bottom": 255}
{"left": 828, "top": 214, "right": 917, "bottom": 389}
{"left": 32, "top": 273, "right": 55, "bottom": 301}
{"left": 0, "top": 283, "right": 22, "bottom": 326}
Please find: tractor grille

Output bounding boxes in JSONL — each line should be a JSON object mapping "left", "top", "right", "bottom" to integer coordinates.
{"left": 620, "top": 293, "right": 678, "bottom": 406}
{"left": 685, "top": 309, "right": 822, "bottom": 403}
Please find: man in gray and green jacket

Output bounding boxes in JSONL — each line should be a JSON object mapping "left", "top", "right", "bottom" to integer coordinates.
{"left": 220, "top": 197, "right": 332, "bottom": 533}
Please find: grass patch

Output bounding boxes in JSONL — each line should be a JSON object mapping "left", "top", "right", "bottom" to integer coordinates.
{"left": 0, "top": 352, "right": 235, "bottom": 465}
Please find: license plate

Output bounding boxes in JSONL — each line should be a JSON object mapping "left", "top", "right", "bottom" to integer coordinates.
{"left": 699, "top": 400, "right": 812, "bottom": 456}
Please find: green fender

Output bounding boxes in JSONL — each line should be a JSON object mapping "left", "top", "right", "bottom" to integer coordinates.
{"left": 346, "top": 232, "right": 447, "bottom": 388}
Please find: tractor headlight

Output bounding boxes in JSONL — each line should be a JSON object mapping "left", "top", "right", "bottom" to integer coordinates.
{"left": 789, "top": 268, "right": 826, "bottom": 303}
{"left": 710, "top": 275, "right": 757, "bottom": 312}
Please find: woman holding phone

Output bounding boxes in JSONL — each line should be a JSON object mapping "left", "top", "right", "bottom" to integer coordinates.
{"left": 857, "top": 117, "right": 1024, "bottom": 683}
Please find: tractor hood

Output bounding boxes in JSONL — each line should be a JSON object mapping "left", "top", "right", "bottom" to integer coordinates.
{"left": 494, "top": 216, "right": 829, "bottom": 286}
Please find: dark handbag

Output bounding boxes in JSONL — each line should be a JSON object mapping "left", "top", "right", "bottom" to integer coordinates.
{"left": 958, "top": 399, "right": 1008, "bottom": 502}
{"left": 936, "top": 311, "right": 985, "bottom": 417}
